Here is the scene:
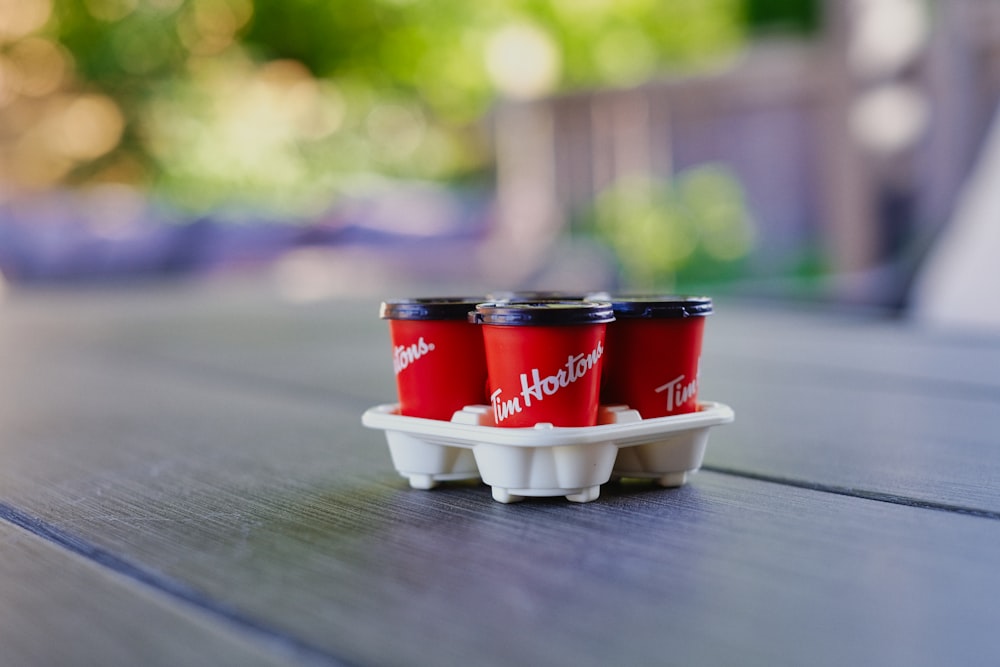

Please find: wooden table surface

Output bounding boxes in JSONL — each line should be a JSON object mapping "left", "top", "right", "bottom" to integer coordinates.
{"left": 3, "top": 281, "right": 999, "bottom": 666}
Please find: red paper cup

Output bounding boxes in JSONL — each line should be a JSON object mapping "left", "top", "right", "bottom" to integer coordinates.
{"left": 380, "top": 298, "right": 488, "bottom": 420}
{"left": 598, "top": 296, "right": 713, "bottom": 419}
{"left": 472, "top": 302, "right": 615, "bottom": 427}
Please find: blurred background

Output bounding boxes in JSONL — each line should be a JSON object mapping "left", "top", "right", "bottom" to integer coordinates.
{"left": 2, "top": 0, "right": 999, "bottom": 323}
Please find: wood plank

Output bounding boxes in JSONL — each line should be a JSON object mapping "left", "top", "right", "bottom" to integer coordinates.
{"left": 0, "top": 521, "right": 307, "bottom": 666}
{"left": 9, "top": 288, "right": 1000, "bottom": 406}
{"left": 703, "top": 301, "right": 1000, "bottom": 393}
{"left": 698, "top": 303, "right": 1000, "bottom": 511}
{"left": 699, "top": 363, "right": 1000, "bottom": 513}
{"left": 2, "top": 284, "right": 396, "bottom": 406}
{"left": 6, "top": 287, "right": 1000, "bottom": 513}
{"left": 0, "top": 329, "right": 999, "bottom": 665}
{"left": 5, "top": 452, "right": 1000, "bottom": 666}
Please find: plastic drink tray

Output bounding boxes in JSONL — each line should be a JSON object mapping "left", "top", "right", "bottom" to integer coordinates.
{"left": 361, "top": 401, "right": 734, "bottom": 503}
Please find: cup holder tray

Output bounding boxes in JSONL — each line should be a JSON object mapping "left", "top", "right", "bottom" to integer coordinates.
{"left": 362, "top": 401, "right": 734, "bottom": 503}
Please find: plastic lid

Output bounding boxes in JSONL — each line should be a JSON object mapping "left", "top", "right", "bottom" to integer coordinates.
{"left": 471, "top": 301, "right": 615, "bottom": 326}
{"left": 380, "top": 297, "right": 485, "bottom": 321}
{"left": 599, "top": 296, "right": 713, "bottom": 319}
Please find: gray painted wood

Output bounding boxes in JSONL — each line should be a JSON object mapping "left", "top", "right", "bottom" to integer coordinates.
{"left": 698, "top": 305, "right": 1000, "bottom": 512}
{"left": 700, "top": 365, "right": 1000, "bottom": 510}
{"left": 0, "top": 522, "right": 307, "bottom": 666}
{"left": 9, "top": 290, "right": 1000, "bottom": 403}
{"left": 704, "top": 301, "right": 1000, "bottom": 392}
{"left": 6, "top": 287, "right": 1000, "bottom": 512}
{"left": 0, "top": 284, "right": 396, "bottom": 406}
{"left": 3, "top": 285, "right": 1000, "bottom": 665}
{"left": 4, "top": 406, "right": 1000, "bottom": 667}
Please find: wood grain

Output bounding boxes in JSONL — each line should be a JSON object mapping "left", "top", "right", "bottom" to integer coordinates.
{"left": 704, "top": 301, "right": 1000, "bottom": 392}
{"left": 1, "top": 296, "right": 1000, "bottom": 665}
{"left": 10, "top": 290, "right": 999, "bottom": 401}
{"left": 6, "top": 287, "right": 999, "bottom": 513}
{"left": 0, "top": 521, "right": 305, "bottom": 666}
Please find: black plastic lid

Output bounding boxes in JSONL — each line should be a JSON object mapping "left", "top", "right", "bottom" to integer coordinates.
{"left": 598, "top": 296, "right": 713, "bottom": 319}
{"left": 379, "top": 297, "right": 485, "bottom": 321}
{"left": 471, "top": 301, "right": 615, "bottom": 326}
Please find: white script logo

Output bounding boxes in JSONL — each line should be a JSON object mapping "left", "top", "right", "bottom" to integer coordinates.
{"left": 654, "top": 374, "right": 697, "bottom": 412}
{"left": 393, "top": 337, "right": 435, "bottom": 374}
{"left": 491, "top": 342, "right": 604, "bottom": 423}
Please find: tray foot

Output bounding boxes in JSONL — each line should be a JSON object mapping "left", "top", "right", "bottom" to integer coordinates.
{"left": 492, "top": 487, "right": 525, "bottom": 504}
{"left": 408, "top": 474, "right": 439, "bottom": 490}
{"left": 657, "top": 471, "right": 689, "bottom": 487}
{"left": 565, "top": 486, "right": 600, "bottom": 503}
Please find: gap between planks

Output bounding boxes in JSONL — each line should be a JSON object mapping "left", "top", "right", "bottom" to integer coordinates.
{"left": 0, "top": 502, "right": 353, "bottom": 667}
{"left": 702, "top": 465, "right": 1000, "bottom": 521}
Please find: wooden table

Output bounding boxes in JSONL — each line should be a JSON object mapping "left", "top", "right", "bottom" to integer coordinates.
{"left": 3, "top": 281, "right": 999, "bottom": 666}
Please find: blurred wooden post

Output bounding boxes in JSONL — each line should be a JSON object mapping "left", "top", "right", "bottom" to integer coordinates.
{"left": 482, "top": 100, "right": 562, "bottom": 284}
{"left": 590, "top": 87, "right": 656, "bottom": 190}
{"left": 816, "top": 0, "right": 878, "bottom": 281}
{"left": 611, "top": 89, "right": 653, "bottom": 181}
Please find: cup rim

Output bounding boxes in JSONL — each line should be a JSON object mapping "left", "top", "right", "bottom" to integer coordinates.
{"left": 471, "top": 301, "right": 615, "bottom": 326}
{"left": 380, "top": 297, "right": 486, "bottom": 321}
{"left": 592, "top": 295, "right": 713, "bottom": 319}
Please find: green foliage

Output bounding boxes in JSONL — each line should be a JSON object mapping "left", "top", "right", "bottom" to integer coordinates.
{"left": 32, "top": 0, "right": 822, "bottom": 213}
{"left": 581, "top": 166, "right": 757, "bottom": 290}
{"left": 744, "top": 0, "right": 821, "bottom": 35}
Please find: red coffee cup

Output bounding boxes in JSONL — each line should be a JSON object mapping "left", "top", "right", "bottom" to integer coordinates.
{"left": 471, "top": 301, "right": 615, "bottom": 427}
{"left": 598, "top": 296, "right": 713, "bottom": 418}
{"left": 380, "top": 298, "right": 488, "bottom": 420}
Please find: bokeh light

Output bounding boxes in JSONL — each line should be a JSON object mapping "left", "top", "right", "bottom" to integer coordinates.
{"left": 54, "top": 94, "right": 125, "bottom": 160}
{"left": 177, "top": 0, "right": 254, "bottom": 56}
{"left": 83, "top": 0, "right": 139, "bottom": 23}
{"left": 850, "top": 83, "right": 929, "bottom": 155}
{"left": 0, "top": 0, "right": 748, "bottom": 210}
{"left": 7, "top": 37, "right": 68, "bottom": 97}
{"left": 485, "top": 23, "right": 562, "bottom": 100}
{"left": 849, "top": 0, "right": 928, "bottom": 80}
{"left": 0, "top": 0, "right": 52, "bottom": 41}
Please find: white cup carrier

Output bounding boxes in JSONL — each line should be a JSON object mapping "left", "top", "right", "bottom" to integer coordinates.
{"left": 362, "top": 401, "right": 734, "bottom": 503}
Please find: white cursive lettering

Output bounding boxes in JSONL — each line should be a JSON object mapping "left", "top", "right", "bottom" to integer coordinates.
{"left": 654, "top": 373, "right": 698, "bottom": 412}
{"left": 491, "top": 388, "right": 522, "bottom": 423}
{"left": 492, "top": 341, "right": 604, "bottom": 424}
{"left": 393, "top": 337, "right": 436, "bottom": 374}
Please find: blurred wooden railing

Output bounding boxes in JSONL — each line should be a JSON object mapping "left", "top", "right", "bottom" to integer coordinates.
{"left": 485, "top": 0, "right": 1000, "bottom": 302}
